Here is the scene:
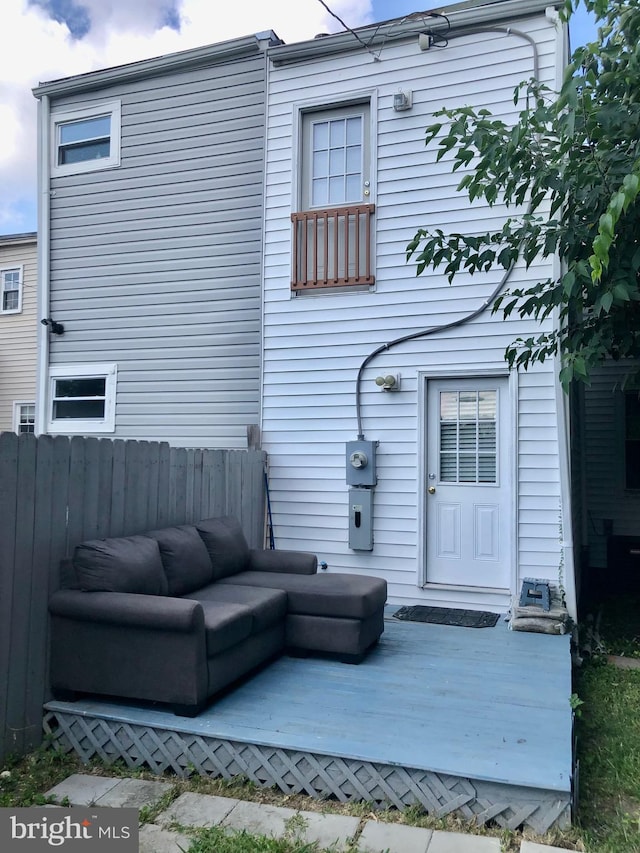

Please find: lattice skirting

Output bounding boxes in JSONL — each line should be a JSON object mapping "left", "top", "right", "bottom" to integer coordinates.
{"left": 43, "top": 710, "right": 570, "bottom": 833}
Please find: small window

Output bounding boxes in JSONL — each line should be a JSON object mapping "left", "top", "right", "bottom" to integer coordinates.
{"left": 51, "top": 102, "right": 121, "bottom": 177}
{"left": 48, "top": 364, "right": 117, "bottom": 434}
{"left": 624, "top": 392, "right": 640, "bottom": 489}
{"left": 1, "top": 267, "right": 22, "bottom": 314}
{"left": 14, "top": 402, "right": 35, "bottom": 434}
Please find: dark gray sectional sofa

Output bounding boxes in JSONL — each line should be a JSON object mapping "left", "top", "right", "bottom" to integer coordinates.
{"left": 48, "top": 516, "right": 387, "bottom": 716}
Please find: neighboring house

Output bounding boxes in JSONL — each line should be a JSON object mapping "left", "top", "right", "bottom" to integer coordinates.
{"left": 32, "top": 30, "right": 280, "bottom": 448}
{"left": 573, "top": 361, "right": 640, "bottom": 600}
{"left": 0, "top": 232, "right": 37, "bottom": 435}
{"left": 259, "top": 0, "right": 580, "bottom": 618}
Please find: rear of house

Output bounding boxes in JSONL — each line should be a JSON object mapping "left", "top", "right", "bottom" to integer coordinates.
{"left": 260, "top": 1, "right": 576, "bottom": 616}
{"left": 33, "top": 32, "right": 279, "bottom": 448}
{"left": 0, "top": 233, "right": 37, "bottom": 435}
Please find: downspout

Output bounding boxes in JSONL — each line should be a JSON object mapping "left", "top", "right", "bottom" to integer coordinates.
{"left": 35, "top": 94, "right": 51, "bottom": 436}
{"left": 549, "top": 4, "right": 577, "bottom": 621}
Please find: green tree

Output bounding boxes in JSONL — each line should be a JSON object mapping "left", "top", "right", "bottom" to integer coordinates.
{"left": 406, "top": 0, "right": 640, "bottom": 388}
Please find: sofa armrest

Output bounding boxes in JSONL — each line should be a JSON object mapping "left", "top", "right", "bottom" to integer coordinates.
{"left": 49, "top": 589, "right": 204, "bottom": 633}
{"left": 248, "top": 549, "right": 317, "bottom": 575}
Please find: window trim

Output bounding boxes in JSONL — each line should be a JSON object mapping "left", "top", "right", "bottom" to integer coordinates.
{"left": 13, "top": 401, "right": 36, "bottom": 435}
{"left": 47, "top": 363, "right": 117, "bottom": 434}
{"left": 1, "top": 265, "right": 23, "bottom": 314}
{"left": 51, "top": 101, "right": 121, "bottom": 177}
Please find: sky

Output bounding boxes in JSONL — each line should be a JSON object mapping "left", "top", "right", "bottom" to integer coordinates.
{"left": 1, "top": 0, "right": 596, "bottom": 237}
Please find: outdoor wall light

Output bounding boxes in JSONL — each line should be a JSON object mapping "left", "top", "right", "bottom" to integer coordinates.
{"left": 41, "top": 318, "right": 65, "bottom": 335}
{"left": 374, "top": 374, "right": 401, "bottom": 391}
{"left": 393, "top": 90, "right": 413, "bottom": 111}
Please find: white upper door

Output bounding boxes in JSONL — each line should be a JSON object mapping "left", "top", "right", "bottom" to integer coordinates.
{"left": 425, "top": 377, "right": 511, "bottom": 590}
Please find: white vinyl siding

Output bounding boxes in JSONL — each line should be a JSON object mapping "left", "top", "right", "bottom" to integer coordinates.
{"left": 46, "top": 51, "right": 266, "bottom": 447}
{"left": 261, "top": 14, "right": 564, "bottom": 610}
{"left": 0, "top": 238, "right": 37, "bottom": 432}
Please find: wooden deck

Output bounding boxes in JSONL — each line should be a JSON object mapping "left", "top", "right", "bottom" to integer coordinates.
{"left": 43, "top": 610, "right": 573, "bottom": 832}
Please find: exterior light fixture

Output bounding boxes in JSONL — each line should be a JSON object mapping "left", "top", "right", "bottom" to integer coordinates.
{"left": 374, "top": 374, "right": 401, "bottom": 391}
{"left": 393, "top": 90, "right": 413, "bottom": 111}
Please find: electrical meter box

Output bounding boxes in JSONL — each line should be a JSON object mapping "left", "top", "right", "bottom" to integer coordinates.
{"left": 348, "top": 487, "right": 373, "bottom": 551}
{"left": 345, "top": 440, "right": 377, "bottom": 486}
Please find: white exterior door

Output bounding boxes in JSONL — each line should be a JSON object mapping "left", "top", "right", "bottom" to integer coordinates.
{"left": 425, "top": 377, "right": 511, "bottom": 590}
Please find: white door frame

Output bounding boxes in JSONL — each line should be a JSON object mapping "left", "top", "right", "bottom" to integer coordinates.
{"left": 417, "top": 368, "right": 519, "bottom": 594}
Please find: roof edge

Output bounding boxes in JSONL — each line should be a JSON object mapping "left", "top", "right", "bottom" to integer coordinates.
{"left": 33, "top": 30, "right": 281, "bottom": 99}
{"left": 269, "top": 0, "right": 558, "bottom": 65}
{"left": 0, "top": 232, "right": 38, "bottom": 245}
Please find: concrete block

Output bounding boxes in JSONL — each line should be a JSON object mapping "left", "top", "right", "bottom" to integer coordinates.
{"left": 157, "top": 792, "right": 239, "bottom": 829}
{"left": 139, "top": 824, "right": 189, "bottom": 853}
{"left": 294, "top": 809, "right": 360, "bottom": 849}
{"left": 358, "top": 820, "right": 432, "bottom": 853}
{"left": 427, "top": 830, "right": 501, "bottom": 852}
{"left": 44, "top": 774, "right": 121, "bottom": 806}
{"left": 221, "top": 800, "right": 298, "bottom": 837}
{"left": 94, "top": 778, "right": 173, "bottom": 809}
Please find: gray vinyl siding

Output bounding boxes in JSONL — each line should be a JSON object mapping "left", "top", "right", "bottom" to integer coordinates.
{"left": 47, "top": 52, "right": 267, "bottom": 448}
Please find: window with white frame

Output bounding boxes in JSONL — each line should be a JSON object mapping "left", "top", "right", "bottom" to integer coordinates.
{"left": 291, "top": 101, "right": 375, "bottom": 292}
{"left": 48, "top": 364, "right": 117, "bottom": 434}
{"left": 1, "top": 267, "right": 22, "bottom": 314}
{"left": 14, "top": 402, "right": 35, "bottom": 434}
{"left": 51, "top": 101, "right": 121, "bottom": 177}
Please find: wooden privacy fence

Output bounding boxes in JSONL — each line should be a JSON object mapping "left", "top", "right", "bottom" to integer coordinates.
{"left": 0, "top": 432, "right": 266, "bottom": 765}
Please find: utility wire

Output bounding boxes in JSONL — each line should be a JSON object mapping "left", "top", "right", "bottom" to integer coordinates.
{"left": 315, "top": 0, "right": 381, "bottom": 61}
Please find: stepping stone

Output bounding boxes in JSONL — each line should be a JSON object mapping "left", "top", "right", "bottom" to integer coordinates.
{"left": 358, "top": 820, "right": 433, "bottom": 853}
{"left": 139, "top": 824, "right": 189, "bottom": 853}
{"left": 94, "top": 778, "right": 173, "bottom": 809}
{"left": 44, "top": 774, "right": 121, "bottom": 806}
{"left": 156, "top": 792, "right": 239, "bottom": 828}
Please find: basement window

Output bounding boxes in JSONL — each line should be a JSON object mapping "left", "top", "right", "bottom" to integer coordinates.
{"left": 48, "top": 364, "right": 117, "bottom": 434}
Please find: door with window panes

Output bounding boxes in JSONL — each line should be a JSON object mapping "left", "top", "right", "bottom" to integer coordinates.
{"left": 426, "top": 378, "right": 511, "bottom": 589}
{"left": 293, "top": 103, "right": 372, "bottom": 288}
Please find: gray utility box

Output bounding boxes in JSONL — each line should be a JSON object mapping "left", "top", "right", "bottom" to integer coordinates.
{"left": 348, "top": 487, "right": 373, "bottom": 551}
{"left": 346, "top": 440, "right": 377, "bottom": 486}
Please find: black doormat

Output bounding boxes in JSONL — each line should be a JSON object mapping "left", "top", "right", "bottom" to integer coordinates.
{"left": 392, "top": 605, "right": 500, "bottom": 628}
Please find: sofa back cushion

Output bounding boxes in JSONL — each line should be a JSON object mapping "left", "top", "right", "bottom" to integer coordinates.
{"left": 195, "top": 516, "right": 250, "bottom": 580}
{"left": 73, "top": 535, "right": 168, "bottom": 595}
{"left": 146, "top": 525, "right": 214, "bottom": 596}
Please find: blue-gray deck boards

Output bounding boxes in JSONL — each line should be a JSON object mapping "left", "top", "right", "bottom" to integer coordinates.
{"left": 43, "top": 613, "right": 573, "bottom": 829}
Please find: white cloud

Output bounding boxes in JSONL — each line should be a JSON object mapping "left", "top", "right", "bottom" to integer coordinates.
{"left": 0, "top": 0, "right": 374, "bottom": 234}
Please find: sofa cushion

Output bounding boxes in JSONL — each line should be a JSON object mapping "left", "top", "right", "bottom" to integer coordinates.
{"left": 146, "top": 525, "right": 213, "bottom": 596}
{"left": 199, "top": 601, "right": 253, "bottom": 656}
{"left": 73, "top": 535, "right": 168, "bottom": 595}
{"left": 190, "top": 583, "right": 287, "bottom": 633}
{"left": 195, "top": 516, "right": 250, "bottom": 580}
{"left": 218, "top": 571, "right": 387, "bottom": 620}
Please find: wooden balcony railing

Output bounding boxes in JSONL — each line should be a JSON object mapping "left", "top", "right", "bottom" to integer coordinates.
{"left": 291, "top": 203, "right": 375, "bottom": 291}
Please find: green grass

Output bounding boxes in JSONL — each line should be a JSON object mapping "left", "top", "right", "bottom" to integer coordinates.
{"left": 185, "top": 825, "right": 331, "bottom": 853}
{"left": 571, "top": 594, "right": 640, "bottom": 852}
{"left": 595, "top": 594, "right": 640, "bottom": 658}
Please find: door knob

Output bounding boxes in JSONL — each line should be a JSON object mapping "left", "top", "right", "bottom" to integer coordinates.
{"left": 428, "top": 486, "right": 436, "bottom": 495}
